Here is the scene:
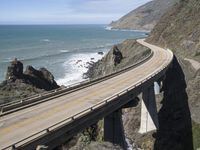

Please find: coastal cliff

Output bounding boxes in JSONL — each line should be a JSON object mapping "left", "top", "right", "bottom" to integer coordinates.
{"left": 110, "top": 0, "right": 178, "bottom": 31}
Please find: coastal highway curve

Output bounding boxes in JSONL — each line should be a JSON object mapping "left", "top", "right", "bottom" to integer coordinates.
{"left": 0, "top": 39, "right": 174, "bottom": 150}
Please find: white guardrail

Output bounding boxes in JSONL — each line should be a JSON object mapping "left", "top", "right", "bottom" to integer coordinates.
{"left": 2, "top": 48, "right": 173, "bottom": 150}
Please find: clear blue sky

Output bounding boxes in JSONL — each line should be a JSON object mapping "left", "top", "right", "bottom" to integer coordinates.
{"left": 0, "top": 0, "right": 151, "bottom": 25}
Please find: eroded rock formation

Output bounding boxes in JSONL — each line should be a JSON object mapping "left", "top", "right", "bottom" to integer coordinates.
{"left": 112, "top": 45, "right": 123, "bottom": 66}
{"left": 6, "top": 58, "right": 24, "bottom": 80}
{"left": 0, "top": 59, "right": 59, "bottom": 104}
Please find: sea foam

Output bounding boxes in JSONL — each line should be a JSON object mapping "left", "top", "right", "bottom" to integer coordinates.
{"left": 56, "top": 52, "right": 105, "bottom": 86}
{"left": 41, "top": 39, "right": 50, "bottom": 42}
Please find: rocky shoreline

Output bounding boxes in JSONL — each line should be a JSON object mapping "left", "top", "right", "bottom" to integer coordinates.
{"left": 0, "top": 58, "right": 59, "bottom": 104}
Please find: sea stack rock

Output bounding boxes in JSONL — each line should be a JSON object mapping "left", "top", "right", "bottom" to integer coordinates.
{"left": 112, "top": 45, "right": 123, "bottom": 66}
{"left": 98, "top": 52, "right": 104, "bottom": 55}
{"left": 39, "top": 68, "right": 56, "bottom": 84}
{"left": 4, "top": 58, "right": 59, "bottom": 91}
{"left": 6, "top": 58, "right": 23, "bottom": 81}
{"left": 24, "top": 66, "right": 59, "bottom": 90}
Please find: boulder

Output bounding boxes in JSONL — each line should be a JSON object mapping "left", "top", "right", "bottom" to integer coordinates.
{"left": 6, "top": 58, "right": 23, "bottom": 81}
{"left": 98, "top": 52, "right": 104, "bottom": 55}
{"left": 39, "top": 68, "right": 55, "bottom": 84}
{"left": 112, "top": 45, "right": 123, "bottom": 66}
{"left": 24, "top": 66, "right": 59, "bottom": 90}
{"left": 4, "top": 59, "right": 59, "bottom": 91}
{"left": 24, "top": 65, "right": 41, "bottom": 77}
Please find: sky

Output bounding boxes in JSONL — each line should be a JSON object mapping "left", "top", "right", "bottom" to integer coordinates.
{"left": 0, "top": 0, "right": 151, "bottom": 25}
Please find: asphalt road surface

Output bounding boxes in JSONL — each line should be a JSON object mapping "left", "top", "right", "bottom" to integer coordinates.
{"left": 0, "top": 39, "right": 173, "bottom": 149}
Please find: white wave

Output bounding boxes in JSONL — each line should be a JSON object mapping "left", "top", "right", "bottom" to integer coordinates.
{"left": 41, "top": 39, "right": 50, "bottom": 42}
{"left": 2, "top": 57, "right": 14, "bottom": 63}
{"left": 105, "top": 26, "right": 112, "bottom": 30}
{"left": 56, "top": 52, "right": 105, "bottom": 86}
{"left": 60, "top": 49, "right": 69, "bottom": 53}
{"left": 105, "top": 26, "right": 150, "bottom": 33}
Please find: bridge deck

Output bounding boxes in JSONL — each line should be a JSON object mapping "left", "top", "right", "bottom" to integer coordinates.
{"left": 0, "top": 39, "right": 173, "bottom": 149}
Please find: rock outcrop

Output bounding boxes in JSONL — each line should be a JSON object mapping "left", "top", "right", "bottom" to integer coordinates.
{"left": 112, "top": 45, "right": 123, "bottom": 66}
{"left": 110, "top": 0, "right": 178, "bottom": 31}
{"left": 24, "top": 66, "right": 59, "bottom": 91}
{"left": 0, "top": 59, "right": 59, "bottom": 104}
{"left": 6, "top": 58, "right": 24, "bottom": 80}
{"left": 86, "top": 39, "right": 151, "bottom": 79}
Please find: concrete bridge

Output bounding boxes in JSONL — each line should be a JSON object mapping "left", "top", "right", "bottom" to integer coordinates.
{"left": 0, "top": 39, "right": 174, "bottom": 150}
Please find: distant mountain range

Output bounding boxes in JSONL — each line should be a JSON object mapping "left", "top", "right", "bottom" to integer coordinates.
{"left": 110, "top": 0, "right": 179, "bottom": 31}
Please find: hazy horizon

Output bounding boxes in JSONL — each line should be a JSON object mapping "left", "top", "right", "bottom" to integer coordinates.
{"left": 0, "top": 0, "right": 151, "bottom": 25}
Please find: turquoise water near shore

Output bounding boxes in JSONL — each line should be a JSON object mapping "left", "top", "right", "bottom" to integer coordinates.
{"left": 0, "top": 25, "right": 147, "bottom": 85}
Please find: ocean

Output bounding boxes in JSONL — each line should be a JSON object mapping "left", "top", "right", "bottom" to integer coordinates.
{"left": 0, "top": 25, "right": 147, "bottom": 86}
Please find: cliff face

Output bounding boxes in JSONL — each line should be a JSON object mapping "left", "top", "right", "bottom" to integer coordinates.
{"left": 110, "top": 0, "right": 178, "bottom": 31}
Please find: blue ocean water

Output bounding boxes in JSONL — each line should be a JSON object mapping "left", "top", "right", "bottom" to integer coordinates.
{"left": 0, "top": 25, "right": 147, "bottom": 85}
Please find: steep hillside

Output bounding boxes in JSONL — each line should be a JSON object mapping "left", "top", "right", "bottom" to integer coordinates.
{"left": 110, "top": 0, "right": 178, "bottom": 31}
{"left": 147, "top": 0, "right": 200, "bottom": 60}
{"left": 147, "top": 0, "right": 200, "bottom": 149}
{"left": 147, "top": 0, "right": 200, "bottom": 121}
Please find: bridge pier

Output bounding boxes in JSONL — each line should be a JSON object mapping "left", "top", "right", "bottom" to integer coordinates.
{"left": 139, "top": 85, "right": 159, "bottom": 133}
{"left": 104, "top": 109, "right": 127, "bottom": 149}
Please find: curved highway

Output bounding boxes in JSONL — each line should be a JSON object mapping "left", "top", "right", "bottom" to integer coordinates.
{"left": 0, "top": 39, "right": 173, "bottom": 150}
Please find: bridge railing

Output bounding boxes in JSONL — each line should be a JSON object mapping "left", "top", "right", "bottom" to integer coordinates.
{"left": 0, "top": 49, "right": 153, "bottom": 116}
{"left": 2, "top": 58, "right": 172, "bottom": 150}
{"left": 2, "top": 48, "right": 174, "bottom": 150}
